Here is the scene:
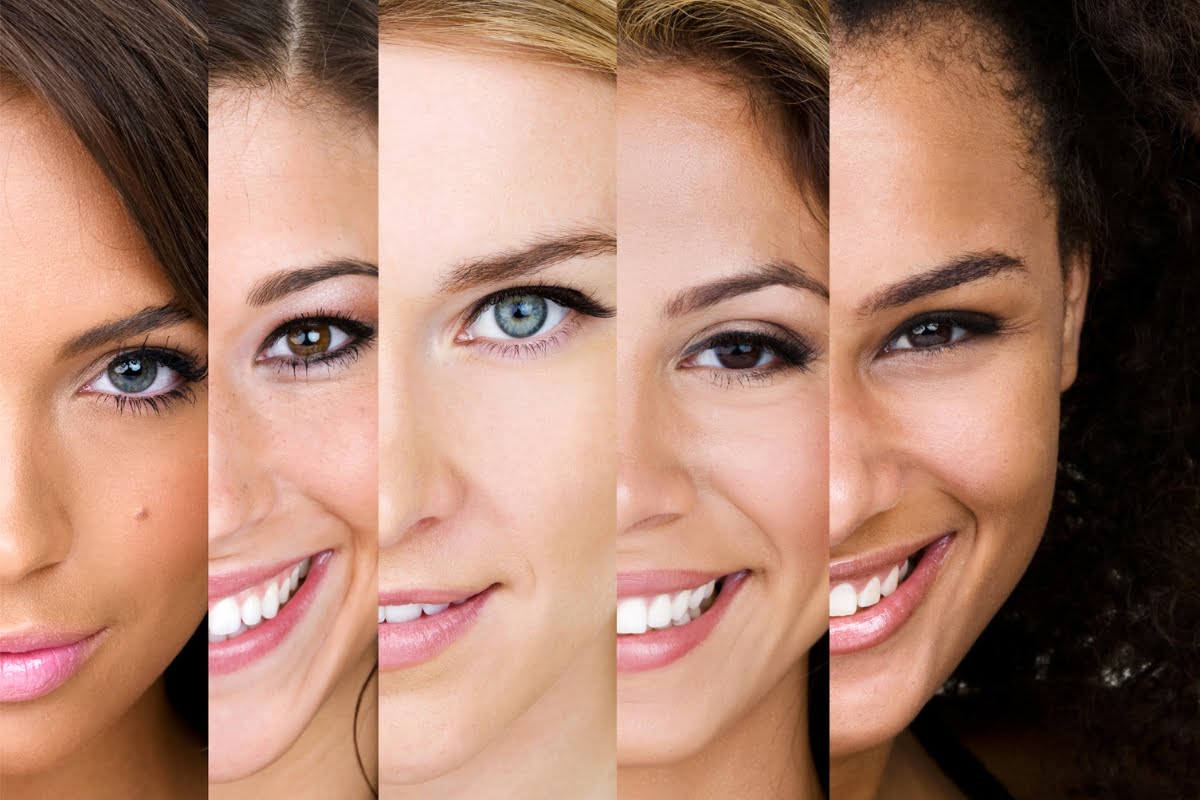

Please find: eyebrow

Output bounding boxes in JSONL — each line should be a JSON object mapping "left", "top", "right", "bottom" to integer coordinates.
{"left": 247, "top": 259, "right": 379, "bottom": 307}
{"left": 438, "top": 230, "right": 617, "bottom": 294}
{"left": 859, "top": 250, "right": 1028, "bottom": 315}
{"left": 663, "top": 261, "right": 829, "bottom": 319}
{"left": 59, "top": 304, "right": 194, "bottom": 359}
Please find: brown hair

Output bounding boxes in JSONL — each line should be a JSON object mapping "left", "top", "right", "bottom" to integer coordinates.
{"left": 208, "top": 0, "right": 378, "bottom": 122}
{"left": 0, "top": 0, "right": 207, "bottom": 321}
{"left": 619, "top": 0, "right": 830, "bottom": 223}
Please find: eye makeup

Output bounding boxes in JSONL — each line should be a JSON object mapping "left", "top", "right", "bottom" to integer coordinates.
{"left": 454, "top": 282, "right": 615, "bottom": 361}
{"left": 79, "top": 343, "right": 208, "bottom": 415}
{"left": 878, "top": 309, "right": 1006, "bottom": 358}
{"left": 255, "top": 310, "right": 377, "bottom": 379}
{"left": 678, "top": 322, "right": 816, "bottom": 388}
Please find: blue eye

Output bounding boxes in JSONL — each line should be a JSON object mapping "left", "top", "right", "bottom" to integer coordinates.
{"left": 466, "top": 293, "right": 570, "bottom": 340}
{"left": 81, "top": 347, "right": 206, "bottom": 414}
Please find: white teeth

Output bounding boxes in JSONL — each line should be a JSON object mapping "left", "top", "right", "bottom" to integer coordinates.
{"left": 881, "top": 566, "right": 900, "bottom": 597}
{"left": 421, "top": 603, "right": 449, "bottom": 615}
{"left": 377, "top": 601, "right": 462, "bottom": 624}
{"left": 208, "top": 558, "right": 311, "bottom": 642}
{"left": 377, "top": 606, "right": 385, "bottom": 624}
{"left": 829, "top": 583, "right": 858, "bottom": 617}
{"left": 616, "top": 578, "right": 724, "bottom": 636}
{"left": 829, "top": 557, "right": 916, "bottom": 618}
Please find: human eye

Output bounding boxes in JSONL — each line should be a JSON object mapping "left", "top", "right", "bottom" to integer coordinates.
{"left": 880, "top": 311, "right": 1002, "bottom": 355}
{"left": 80, "top": 346, "right": 207, "bottom": 414}
{"left": 256, "top": 313, "right": 376, "bottom": 377}
{"left": 456, "top": 284, "right": 615, "bottom": 359}
{"left": 679, "top": 326, "right": 815, "bottom": 387}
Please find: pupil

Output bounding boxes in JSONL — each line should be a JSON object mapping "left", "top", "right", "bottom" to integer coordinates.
{"left": 715, "top": 342, "right": 764, "bottom": 370}
{"left": 287, "top": 324, "right": 331, "bottom": 355}
{"left": 910, "top": 321, "right": 952, "bottom": 347}
{"left": 495, "top": 295, "right": 548, "bottom": 338}
{"left": 108, "top": 357, "right": 157, "bottom": 393}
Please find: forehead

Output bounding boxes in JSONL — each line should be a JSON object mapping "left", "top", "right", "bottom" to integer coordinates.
{"left": 618, "top": 68, "right": 824, "bottom": 289}
{"left": 378, "top": 43, "right": 615, "bottom": 277}
{"left": 208, "top": 90, "right": 377, "bottom": 287}
{"left": 831, "top": 35, "right": 1057, "bottom": 295}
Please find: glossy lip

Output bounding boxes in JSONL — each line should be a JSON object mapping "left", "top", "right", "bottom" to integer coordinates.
{"left": 208, "top": 555, "right": 312, "bottom": 602}
{"left": 617, "top": 569, "right": 728, "bottom": 598}
{"left": 0, "top": 628, "right": 107, "bottom": 702}
{"left": 377, "top": 584, "right": 496, "bottom": 671}
{"left": 617, "top": 570, "right": 748, "bottom": 673}
{"left": 829, "top": 533, "right": 956, "bottom": 656}
{"left": 208, "top": 550, "right": 332, "bottom": 676}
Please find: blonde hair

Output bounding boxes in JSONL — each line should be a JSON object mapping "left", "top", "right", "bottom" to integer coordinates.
{"left": 380, "top": 0, "right": 616, "bottom": 77}
{"left": 619, "top": 0, "right": 829, "bottom": 220}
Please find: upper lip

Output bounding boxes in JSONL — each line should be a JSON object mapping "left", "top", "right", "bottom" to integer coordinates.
{"left": 0, "top": 629, "right": 101, "bottom": 654}
{"left": 829, "top": 532, "right": 953, "bottom": 581}
{"left": 378, "top": 585, "right": 494, "bottom": 606}
{"left": 616, "top": 570, "right": 733, "bottom": 598}
{"left": 208, "top": 553, "right": 313, "bottom": 602}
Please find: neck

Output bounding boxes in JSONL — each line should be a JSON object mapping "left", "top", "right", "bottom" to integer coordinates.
{"left": 382, "top": 631, "right": 615, "bottom": 800}
{"left": 618, "top": 660, "right": 820, "bottom": 800}
{"left": 6, "top": 677, "right": 205, "bottom": 800}
{"left": 830, "top": 737, "right": 895, "bottom": 800}
{"left": 212, "top": 643, "right": 378, "bottom": 800}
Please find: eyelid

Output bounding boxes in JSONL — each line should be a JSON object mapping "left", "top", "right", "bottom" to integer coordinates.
{"left": 255, "top": 313, "right": 376, "bottom": 361}
{"left": 460, "top": 283, "right": 615, "bottom": 331}
{"left": 680, "top": 323, "right": 816, "bottom": 366}
{"left": 878, "top": 310, "right": 1004, "bottom": 355}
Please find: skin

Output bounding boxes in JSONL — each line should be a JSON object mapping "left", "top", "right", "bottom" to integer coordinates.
{"left": 828, "top": 30, "right": 1088, "bottom": 800}
{"left": 616, "top": 70, "right": 828, "bottom": 800}
{"left": 0, "top": 93, "right": 206, "bottom": 797}
{"left": 207, "top": 90, "right": 378, "bottom": 796}
{"left": 377, "top": 45, "right": 615, "bottom": 799}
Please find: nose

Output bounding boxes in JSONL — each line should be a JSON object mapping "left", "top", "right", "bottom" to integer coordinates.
{"left": 0, "top": 411, "right": 71, "bottom": 583}
{"left": 617, "top": 374, "right": 696, "bottom": 535}
{"left": 829, "top": 373, "right": 902, "bottom": 549}
{"left": 208, "top": 382, "right": 276, "bottom": 544}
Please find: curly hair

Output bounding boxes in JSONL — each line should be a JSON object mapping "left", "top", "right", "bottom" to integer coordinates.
{"left": 833, "top": 1, "right": 1200, "bottom": 796}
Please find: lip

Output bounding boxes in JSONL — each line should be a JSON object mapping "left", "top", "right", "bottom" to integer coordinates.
{"left": 829, "top": 533, "right": 956, "bottom": 656}
{"left": 0, "top": 629, "right": 107, "bottom": 702}
{"left": 377, "top": 584, "right": 495, "bottom": 671}
{"left": 208, "top": 555, "right": 313, "bottom": 602}
{"left": 208, "top": 550, "right": 332, "bottom": 676}
{"left": 617, "top": 570, "right": 747, "bottom": 673}
{"left": 617, "top": 570, "right": 728, "bottom": 598}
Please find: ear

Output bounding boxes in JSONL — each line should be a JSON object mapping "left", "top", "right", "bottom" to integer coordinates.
{"left": 1058, "top": 249, "right": 1090, "bottom": 391}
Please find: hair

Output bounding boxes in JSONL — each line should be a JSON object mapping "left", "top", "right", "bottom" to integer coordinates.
{"left": 208, "top": 0, "right": 378, "bottom": 122}
{"left": 618, "top": 0, "right": 830, "bottom": 224}
{"left": 834, "top": 1, "right": 1200, "bottom": 795}
{"left": 379, "top": 0, "right": 617, "bottom": 77}
{"left": 0, "top": 0, "right": 207, "bottom": 322}
{"left": 0, "top": 0, "right": 207, "bottom": 736}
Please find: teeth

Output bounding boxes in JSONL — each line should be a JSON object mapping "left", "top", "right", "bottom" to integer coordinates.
{"left": 829, "top": 557, "right": 915, "bottom": 618}
{"left": 378, "top": 601, "right": 460, "bottom": 624}
{"left": 616, "top": 578, "right": 723, "bottom": 636}
{"left": 208, "top": 557, "right": 311, "bottom": 642}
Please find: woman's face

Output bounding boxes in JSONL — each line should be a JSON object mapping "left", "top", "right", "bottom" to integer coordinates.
{"left": 207, "top": 91, "right": 378, "bottom": 780}
{"left": 828, "top": 38, "right": 1087, "bottom": 755}
{"left": 0, "top": 94, "right": 206, "bottom": 770}
{"left": 377, "top": 45, "right": 615, "bottom": 784}
{"left": 616, "top": 71, "right": 829, "bottom": 763}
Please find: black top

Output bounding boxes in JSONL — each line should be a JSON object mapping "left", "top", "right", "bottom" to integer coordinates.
{"left": 911, "top": 709, "right": 1017, "bottom": 800}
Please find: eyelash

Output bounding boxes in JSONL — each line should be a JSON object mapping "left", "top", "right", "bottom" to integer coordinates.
{"left": 680, "top": 329, "right": 816, "bottom": 388}
{"left": 457, "top": 284, "right": 615, "bottom": 360}
{"left": 880, "top": 311, "right": 1004, "bottom": 357}
{"left": 256, "top": 311, "right": 377, "bottom": 378}
{"left": 80, "top": 345, "right": 207, "bottom": 416}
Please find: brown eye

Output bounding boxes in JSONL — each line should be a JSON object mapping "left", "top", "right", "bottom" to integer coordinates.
{"left": 713, "top": 342, "right": 767, "bottom": 369}
{"left": 286, "top": 323, "right": 332, "bottom": 356}
{"left": 904, "top": 320, "right": 955, "bottom": 348}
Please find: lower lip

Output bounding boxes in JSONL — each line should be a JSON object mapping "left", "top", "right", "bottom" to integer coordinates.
{"left": 828, "top": 534, "right": 956, "bottom": 656}
{"left": 377, "top": 587, "right": 494, "bottom": 671}
{"left": 617, "top": 572, "right": 746, "bottom": 673}
{"left": 208, "top": 551, "right": 332, "bottom": 676}
{"left": 0, "top": 631, "right": 106, "bottom": 702}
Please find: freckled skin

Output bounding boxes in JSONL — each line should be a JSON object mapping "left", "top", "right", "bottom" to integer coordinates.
{"left": 828, "top": 33, "right": 1088, "bottom": 800}
{"left": 0, "top": 93, "right": 206, "bottom": 796}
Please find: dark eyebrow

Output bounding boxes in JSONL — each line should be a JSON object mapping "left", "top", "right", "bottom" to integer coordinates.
{"left": 860, "top": 251, "right": 1028, "bottom": 315}
{"left": 663, "top": 261, "right": 829, "bottom": 319}
{"left": 438, "top": 231, "right": 616, "bottom": 294}
{"left": 247, "top": 259, "right": 379, "bottom": 307}
{"left": 59, "top": 304, "right": 194, "bottom": 359}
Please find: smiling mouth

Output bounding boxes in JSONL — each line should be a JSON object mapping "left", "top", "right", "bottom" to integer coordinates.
{"left": 828, "top": 550, "right": 922, "bottom": 618}
{"left": 616, "top": 575, "right": 724, "bottom": 635}
{"left": 208, "top": 557, "right": 311, "bottom": 642}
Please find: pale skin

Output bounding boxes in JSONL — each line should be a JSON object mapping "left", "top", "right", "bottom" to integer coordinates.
{"left": 377, "top": 44, "right": 615, "bottom": 799}
{"left": 828, "top": 29, "right": 1088, "bottom": 800}
{"left": 616, "top": 70, "right": 828, "bottom": 800}
{"left": 207, "top": 90, "right": 378, "bottom": 797}
{"left": 0, "top": 92, "right": 206, "bottom": 798}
